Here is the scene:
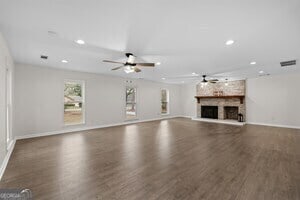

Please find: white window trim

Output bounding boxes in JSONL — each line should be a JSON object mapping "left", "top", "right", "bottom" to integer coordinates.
{"left": 161, "top": 88, "right": 170, "bottom": 115}
{"left": 63, "top": 79, "right": 86, "bottom": 126}
{"left": 125, "top": 86, "right": 138, "bottom": 121}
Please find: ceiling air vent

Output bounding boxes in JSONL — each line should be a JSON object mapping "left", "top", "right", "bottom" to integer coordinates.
{"left": 280, "top": 60, "right": 296, "bottom": 67}
{"left": 40, "top": 55, "right": 48, "bottom": 59}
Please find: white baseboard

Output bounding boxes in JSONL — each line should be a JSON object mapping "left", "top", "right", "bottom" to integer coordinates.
{"left": 15, "top": 115, "right": 182, "bottom": 140}
{"left": 246, "top": 122, "right": 300, "bottom": 130}
{"left": 0, "top": 139, "right": 16, "bottom": 180}
{"left": 179, "top": 116, "right": 193, "bottom": 119}
{"left": 17, "top": 117, "right": 299, "bottom": 141}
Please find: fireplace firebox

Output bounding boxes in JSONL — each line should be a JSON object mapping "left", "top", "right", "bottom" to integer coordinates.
{"left": 201, "top": 106, "right": 218, "bottom": 119}
{"left": 224, "top": 106, "right": 238, "bottom": 120}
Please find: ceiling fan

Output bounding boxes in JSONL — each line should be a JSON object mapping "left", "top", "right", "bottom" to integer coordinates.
{"left": 201, "top": 75, "right": 219, "bottom": 84}
{"left": 162, "top": 73, "right": 221, "bottom": 83}
{"left": 103, "top": 53, "right": 156, "bottom": 73}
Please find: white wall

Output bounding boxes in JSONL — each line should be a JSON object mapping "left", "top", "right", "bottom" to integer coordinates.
{"left": 0, "top": 32, "right": 14, "bottom": 178}
{"left": 14, "top": 64, "right": 183, "bottom": 137}
{"left": 181, "top": 83, "right": 197, "bottom": 117}
{"left": 246, "top": 73, "right": 300, "bottom": 128}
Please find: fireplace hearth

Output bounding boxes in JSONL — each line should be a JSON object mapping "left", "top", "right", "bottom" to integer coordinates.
{"left": 201, "top": 106, "right": 218, "bottom": 119}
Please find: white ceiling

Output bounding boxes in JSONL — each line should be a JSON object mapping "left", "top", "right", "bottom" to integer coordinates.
{"left": 0, "top": 0, "right": 299, "bottom": 83}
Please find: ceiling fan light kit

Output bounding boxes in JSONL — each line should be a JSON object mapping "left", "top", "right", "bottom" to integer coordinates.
{"left": 225, "top": 79, "right": 229, "bottom": 86}
{"left": 124, "top": 66, "right": 135, "bottom": 73}
{"left": 103, "top": 53, "right": 156, "bottom": 73}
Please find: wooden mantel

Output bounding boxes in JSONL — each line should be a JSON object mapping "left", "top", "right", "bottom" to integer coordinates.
{"left": 195, "top": 95, "right": 245, "bottom": 104}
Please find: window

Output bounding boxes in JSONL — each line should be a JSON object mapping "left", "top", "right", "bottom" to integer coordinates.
{"left": 64, "top": 80, "right": 85, "bottom": 125}
{"left": 126, "top": 87, "right": 137, "bottom": 119}
{"left": 161, "top": 89, "right": 169, "bottom": 114}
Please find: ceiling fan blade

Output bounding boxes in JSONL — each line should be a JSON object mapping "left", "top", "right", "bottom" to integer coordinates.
{"left": 111, "top": 66, "right": 124, "bottom": 71}
{"left": 135, "top": 63, "right": 155, "bottom": 67}
{"left": 208, "top": 79, "right": 219, "bottom": 82}
{"left": 134, "top": 67, "right": 142, "bottom": 73}
{"left": 164, "top": 74, "right": 200, "bottom": 79}
{"left": 103, "top": 60, "right": 124, "bottom": 64}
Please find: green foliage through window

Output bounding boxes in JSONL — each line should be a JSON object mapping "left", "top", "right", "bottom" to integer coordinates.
{"left": 64, "top": 83, "right": 82, "bottom": 97}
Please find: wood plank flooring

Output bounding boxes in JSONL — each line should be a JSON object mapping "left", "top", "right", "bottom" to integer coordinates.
{"left": 0, "top": 118, "right": 300, "bottom": 199}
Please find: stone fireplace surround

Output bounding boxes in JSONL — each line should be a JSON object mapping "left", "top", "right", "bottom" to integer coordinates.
{"left": 196, "top": 80, "right": 246, "bottom": 121}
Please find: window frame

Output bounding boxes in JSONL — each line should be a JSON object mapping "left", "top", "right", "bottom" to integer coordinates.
{"left": 161, "top": 88, "right": 170, "bottom": 115}
{"left": 125, "top": 86, "right": 138, "bottom": 121}
{"left": 63, "top": 79, "right": 86, "bottom": 126}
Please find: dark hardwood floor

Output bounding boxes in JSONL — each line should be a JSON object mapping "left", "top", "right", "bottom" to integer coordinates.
{"left": 1, "top": 118, "right": 300, "bottom": 200}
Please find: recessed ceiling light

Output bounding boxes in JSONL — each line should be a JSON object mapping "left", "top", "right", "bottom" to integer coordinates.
{"left": 156, "top": 62, "right": 161, "bottom": 65}
{"left": 259, "top": 70, "right": 264, "bottom": 74}
{"left": 76, "top": 39, "right": 85, "bottom": 45}
{"left": 192, "top": 72, "right": 198, "bottom": 75}
{"left": 162, "top": 78, "right": 166, "bottom": 80}
{"left": 226, "top": 40, "right": 234, "bottom": 45}
{"left": 62, "top": 60, "right": 68, "bottom": 63}
{"left": 250, "top": 61, "right": 256, "bottom": 65}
